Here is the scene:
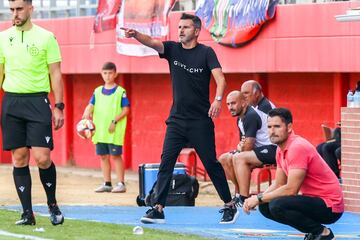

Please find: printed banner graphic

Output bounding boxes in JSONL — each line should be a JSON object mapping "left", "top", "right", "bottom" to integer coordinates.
{"left": 196, "top": 0, "right": 279, "bottom": 48}
{"left": 116, "top": 0, "right": 176, "bottom": 56}
{"left": 93, "top": 0, "right": 122, "bottom": 33}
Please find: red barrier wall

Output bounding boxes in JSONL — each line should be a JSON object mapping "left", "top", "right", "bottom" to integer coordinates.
{"left": 1, "top": 2, "right": 360, "bottom": 170}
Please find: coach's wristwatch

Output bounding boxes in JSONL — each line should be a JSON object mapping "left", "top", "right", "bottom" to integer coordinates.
{"left": 55, "top": 102, "right": 65, "bottom": 111}
{"left": 215, "top": 96, "right": 222, "bottom": 101}
{"left": 257, "top": 193, "right": 264, "bottom": 203}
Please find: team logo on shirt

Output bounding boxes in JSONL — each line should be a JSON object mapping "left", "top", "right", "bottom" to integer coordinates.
{"left": 28, "top": 44, "right": 39, "bottom": 56}
{"left": 9, "top": 37, "right": 14, "bottom": 46}
{"left": 173, "top": 60, "right": 204, "bottom": 74}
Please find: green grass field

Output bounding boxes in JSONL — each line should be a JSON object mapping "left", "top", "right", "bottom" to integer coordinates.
{"left": 0, "top": 209, "right": 215, "bottom": 240}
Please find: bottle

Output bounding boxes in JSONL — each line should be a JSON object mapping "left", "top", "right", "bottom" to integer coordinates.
{"left": 347, "top": 90, "right": 354, "bottom": 107}
{"left": 354, "top": 91, "right": 360, "bottom": 108}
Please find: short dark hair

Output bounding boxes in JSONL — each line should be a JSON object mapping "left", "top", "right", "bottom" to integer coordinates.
{"left": 9, "top": 0, "right": 32, "bottom": 3}
{"left": 268, "top": 107, "right": 293, "bottom": 125}
{"left": 180, "top": 13, "right": 201, "bottom": 30}
{"left": 102, "top": 62, "right": 116, "bottom": 72}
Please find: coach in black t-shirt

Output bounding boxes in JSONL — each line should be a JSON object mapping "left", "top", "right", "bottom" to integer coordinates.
{"left": 122, "top": 13, "right": 238, "bottom": 224}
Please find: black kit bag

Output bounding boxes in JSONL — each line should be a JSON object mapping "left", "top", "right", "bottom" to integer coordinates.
{"left": 136, "top": 174, "right": 199, "bottom": 207}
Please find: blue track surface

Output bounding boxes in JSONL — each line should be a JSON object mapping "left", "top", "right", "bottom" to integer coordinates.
{"left": 4, "top": 206, "right": 360, "bottom": 239}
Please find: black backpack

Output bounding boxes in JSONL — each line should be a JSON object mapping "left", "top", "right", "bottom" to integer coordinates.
{"left": 136, "top": 174, "right": 199, "bottom": 206}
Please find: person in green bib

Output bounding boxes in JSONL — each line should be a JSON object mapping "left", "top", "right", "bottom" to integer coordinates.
{"left": 0, "top": 0, "right": 64, "bottom": 226}
{"left": 82, "top": 62, "right": 130, "bottom": 193}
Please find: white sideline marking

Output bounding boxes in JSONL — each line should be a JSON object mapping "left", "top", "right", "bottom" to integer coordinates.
{"left": 224, "top": 228, "right": 360, "bottom": 238}
{"left": 0, "top": 230, "right": 52, "bottom": 240}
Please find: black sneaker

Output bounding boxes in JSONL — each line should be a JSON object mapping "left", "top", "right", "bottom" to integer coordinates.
{"left": 140, "top": 207, "right": 165, "bottom": 224}
{"left": 49, "top": 204, "right": 64, "bottom": 226}
{"left": 311, "top": 228, "right": 335, "bottom": 240}
{"left": 219, "top": 204, "right": 239, "bottom": 224}
{"left": 15, "top": 211, "right": 36, "bottom": 225}
{"left": 304, "top": 233, "right": 314, "bottom": 240}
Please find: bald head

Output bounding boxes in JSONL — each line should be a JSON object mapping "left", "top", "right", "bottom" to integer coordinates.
{"left": 241, "top": 80, "right": 263, "bottom": 107}
{"left": 226, "top": 91, "right": 247, "bottom": 117}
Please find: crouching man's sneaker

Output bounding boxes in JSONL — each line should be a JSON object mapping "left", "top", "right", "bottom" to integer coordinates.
{"left": 219, "top": 203, "right": 239, "bottom": 224}
{"left": 15, "top": 211, "right": 36, "bottom": 225}
{"left": 140, "top": 206, "right": 165, "bottom": 224}
{"left": 311, "top": 228, "right": 335, "bottom": 240}
{"left": 49, "top": 204, "right": 64, "bottom": 225}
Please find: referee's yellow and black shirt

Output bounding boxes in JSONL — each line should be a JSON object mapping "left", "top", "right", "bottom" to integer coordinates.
{"left": 0, "top": 24, "right": 61, "bottom": 93}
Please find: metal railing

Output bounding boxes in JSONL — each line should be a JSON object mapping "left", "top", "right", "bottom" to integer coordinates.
{"left": 0, "top": 0, "right": 357, "bottom": 21}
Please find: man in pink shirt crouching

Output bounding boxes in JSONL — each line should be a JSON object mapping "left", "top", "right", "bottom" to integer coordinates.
{"left": 243, "top": 108, "right": 343, "bottom": 240}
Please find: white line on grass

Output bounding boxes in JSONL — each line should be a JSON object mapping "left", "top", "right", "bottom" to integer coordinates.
{"left": 0, "top": 230, "right": 52, "bottom": 240}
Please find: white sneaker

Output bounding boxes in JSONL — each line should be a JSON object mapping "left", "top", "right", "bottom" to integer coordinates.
{"left": 112, "top": 182, "right": 126, "bottom": 193}
{"left": 94, "top": 183, "right": 113, "bottom": 193}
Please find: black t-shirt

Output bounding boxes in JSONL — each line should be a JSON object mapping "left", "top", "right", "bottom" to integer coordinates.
{"left": 159, "top": 41, "right": 221, "bottom": 119}
{"left": 237, "top": 107, "right": 262, "bottom": 139}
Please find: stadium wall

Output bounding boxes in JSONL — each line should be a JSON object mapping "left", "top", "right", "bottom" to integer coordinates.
{"left": 0, "top": 2, "right": 359, "bottom": 175}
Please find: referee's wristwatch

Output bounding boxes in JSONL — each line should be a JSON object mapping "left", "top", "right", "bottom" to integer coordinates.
{"left": 55, "top": 102, "right": 65, "bottom": 111}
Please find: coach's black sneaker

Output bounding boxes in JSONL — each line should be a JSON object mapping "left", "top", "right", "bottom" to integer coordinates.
{"left": 15, "top": 211, "right": 36, "bottom": 225}
{"left": 219, "top": 203, "right": 239, "bottom": 224}
{"left": 49, "top": 204, "right": 64, "bottom": 225}
{"left": 140, "top": 206, "right": 165, "bottom": 224}
{"left": 304, "top": 233, "right": 314, "bottom": 240}
{"left": 312, "top": 228, "right": 335, "bottom": 240}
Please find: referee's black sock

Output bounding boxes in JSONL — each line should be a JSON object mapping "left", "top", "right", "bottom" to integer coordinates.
{"left": 39, "top": 162, "right": 57, "bottom": 206}
{"left": 13, "top": 166, "right": 33, "bottom": 214}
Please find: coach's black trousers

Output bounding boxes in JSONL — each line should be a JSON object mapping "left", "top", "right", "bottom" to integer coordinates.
{"left": 259, "top": 195, "right": 343, "bottom": 235}
{"left": 153, "top": 117, "right": 232, "bottom": 207}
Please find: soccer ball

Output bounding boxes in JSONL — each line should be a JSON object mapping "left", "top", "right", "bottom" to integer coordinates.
{"left": 76, "top": 119, "right": 95, "bottom": 139}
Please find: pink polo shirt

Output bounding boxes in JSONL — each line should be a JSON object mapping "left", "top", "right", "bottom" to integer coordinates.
{"left": 276, "top": 132, "right": 344, "bottom": 213}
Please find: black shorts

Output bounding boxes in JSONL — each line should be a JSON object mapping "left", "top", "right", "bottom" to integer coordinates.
{"left": 1, "top": 92, "right": 53, "bottom": 150}
{"left": 253, "top": 145, "right": 277, "bottom": 165}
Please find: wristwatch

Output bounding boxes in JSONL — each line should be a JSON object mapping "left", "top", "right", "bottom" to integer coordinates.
{"left": 215, "top": 96, "right": 222, "bottom": 101}
{"left": 257, "top": 193, "right": 264, "bottom": 203}
{"left": 55, "top": 102, "right": 65, "bottom": 111}
{"left": 111, "top": 119, "right": 117, "bottom": 125}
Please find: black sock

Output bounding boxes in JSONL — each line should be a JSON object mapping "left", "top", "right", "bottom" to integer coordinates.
{"left": 39, "top": 162, "right": 57, "bottom": 206}
{"left": 240, "top": 195, "right": 248, "bottom": 202}
{"left": 105, "top": 182, "right": 112, "bottom": 187}
{"left": 13, "top": 166, "right": 33, "bottom": 214}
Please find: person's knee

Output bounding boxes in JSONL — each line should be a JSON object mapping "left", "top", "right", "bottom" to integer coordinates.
{"left": 335, "top": 147, "right": 341, "bottom": 160}
{"left": 35, "top": 155, "right": 51, "bottom": 169}
{"left": 99, "top": 155, "right": 110, "bottom": 162}
{"left": 12, "top": 149, "right": 29, "bottom": 167}
{"left": 219, "top": 154, "right": 232, "bottom": 168}
{"left": 218, "top": 153, "right": 228, "bottom": 165}
{"left": 316, "top": 143, "right": 323, "bottom": 155}
{"left": 232, "top": 152, "right": 247, "bottom": 166}
{"left": 112, "top": 155, "right": 123, "bottom": 162}
{"left": 268, "top": 198, "right": 287, "bottom": 219}
{"left": 258, "top": 203, "right": 270, "bottom": 217}
{"left": 233, "top": 152, "right": 259, "bottom": 169}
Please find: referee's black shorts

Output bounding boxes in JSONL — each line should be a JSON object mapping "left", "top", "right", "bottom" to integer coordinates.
{"left": 1, "top": 92, "right": 54, "bottom": 151}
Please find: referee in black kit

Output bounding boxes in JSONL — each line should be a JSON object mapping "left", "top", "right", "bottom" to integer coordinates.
{"left": 0, "top": 0, "right": 64, "bottom": 226}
